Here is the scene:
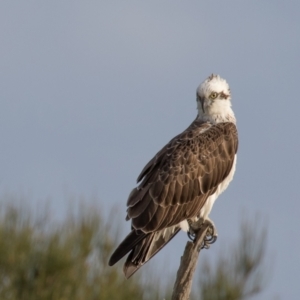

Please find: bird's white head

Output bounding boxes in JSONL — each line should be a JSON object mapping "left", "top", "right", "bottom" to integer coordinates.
{"left": 196, "top": 74, "right": 236, "bottom": 124}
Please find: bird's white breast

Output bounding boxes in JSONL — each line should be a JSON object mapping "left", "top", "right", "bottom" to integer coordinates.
{"left": 200, "top": 154, "right": 237, "bottom": 219}
{"left": 180, "top": 154, "right": 237, "bottom": 232}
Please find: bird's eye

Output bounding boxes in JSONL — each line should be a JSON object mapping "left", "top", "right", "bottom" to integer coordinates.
{"left": 210, "top": 92, "right": 218, "bottom": 99}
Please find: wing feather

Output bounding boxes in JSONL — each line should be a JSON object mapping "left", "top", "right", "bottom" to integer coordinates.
{"left": 126, "top": 120, "right": 238, "bottom": 232}
{"left": 131, "top": 198, "right": 158, "bottom": 229}
{"left": 163, "top": 180, "right": 177, "bottom": 206}
{"left": 149, "top": 180, "right": 165, "bottom": 200}
{"left": 171, "top": 181, "right": 183, "bottom": 205}
{"left": 127, "top": 192, "right": 152, "bottom": 219}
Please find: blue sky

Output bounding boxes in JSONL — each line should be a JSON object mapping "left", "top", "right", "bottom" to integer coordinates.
{"left": 1, "top": 1, "right": 299, "bottom": 298}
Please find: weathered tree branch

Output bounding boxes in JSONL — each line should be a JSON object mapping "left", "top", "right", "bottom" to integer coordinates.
{"left": 171, "top": 223, "right": 210, "bottom": 300}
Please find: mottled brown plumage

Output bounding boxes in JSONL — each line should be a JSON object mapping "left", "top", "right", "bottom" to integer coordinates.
{"left": 127, "top": 120, "right": 238, "bottom": 232}
{"left": 109, "top": 119, "right": 238, "bottom": 277}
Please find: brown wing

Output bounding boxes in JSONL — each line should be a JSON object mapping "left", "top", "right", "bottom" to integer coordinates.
{"left": 126, "top": 119, "right": 238, "bottom": 233}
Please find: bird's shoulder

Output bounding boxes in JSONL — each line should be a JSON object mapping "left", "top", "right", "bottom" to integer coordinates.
{"left": 137, "top": 119, "right": 238, "bottom": 184}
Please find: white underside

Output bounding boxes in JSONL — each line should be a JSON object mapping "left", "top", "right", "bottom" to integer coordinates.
{"left": 179, "top": 154, "right": 237, "bottom": 232}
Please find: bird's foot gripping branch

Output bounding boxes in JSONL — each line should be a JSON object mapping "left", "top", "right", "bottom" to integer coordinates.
{"left": 187, "top": 218, "right": 218, "bottom": 249}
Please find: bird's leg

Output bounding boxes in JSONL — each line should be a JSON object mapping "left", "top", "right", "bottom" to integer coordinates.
{"left": 187, "top": 217, "right": 218, "bottom": 249}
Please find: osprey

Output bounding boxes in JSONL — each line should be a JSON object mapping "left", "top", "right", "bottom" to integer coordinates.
{"left": 109, "top": 74, "right": 238, "bottom": 278}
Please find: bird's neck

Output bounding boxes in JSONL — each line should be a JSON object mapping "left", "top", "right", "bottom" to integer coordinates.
{"left": 197, "top": 102, "right": 236, "bottom": 124}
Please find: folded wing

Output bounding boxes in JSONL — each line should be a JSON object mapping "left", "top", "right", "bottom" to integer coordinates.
{"left": 109, "top": 120, "right": 238, "bottom": 277}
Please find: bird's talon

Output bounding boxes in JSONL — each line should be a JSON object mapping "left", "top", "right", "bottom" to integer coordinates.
{"left": 201, "top": 224, "right": 218, "bottom": 249}
{"left": 187, "top": 231, "right": 196, "bottom": 241}
{"left": 187, "top": 218, "right": 218, "bottom": 248}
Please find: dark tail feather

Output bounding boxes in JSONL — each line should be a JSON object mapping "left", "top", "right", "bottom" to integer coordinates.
{"left": 123, "top": 226, "right": 180, "bottom": 278}
{"left": 108, "top": 230, "right": 148, "bottom": 266}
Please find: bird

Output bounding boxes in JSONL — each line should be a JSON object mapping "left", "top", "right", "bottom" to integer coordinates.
{"left": 108, "top": 74, "right": 238, "bottom": 278}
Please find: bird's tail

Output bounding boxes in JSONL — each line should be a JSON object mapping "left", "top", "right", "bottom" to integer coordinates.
{"left": 108, "top": 226, "right": 180, "bottom": 278}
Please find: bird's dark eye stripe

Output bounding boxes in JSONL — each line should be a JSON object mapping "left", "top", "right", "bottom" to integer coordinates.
{"left": 219, "top": 91, "right": 229, "bottom": 99}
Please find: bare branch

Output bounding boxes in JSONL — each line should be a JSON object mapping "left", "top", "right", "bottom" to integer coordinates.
{"left": 171, "top": 223, "right": 210, "bottom": 300}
